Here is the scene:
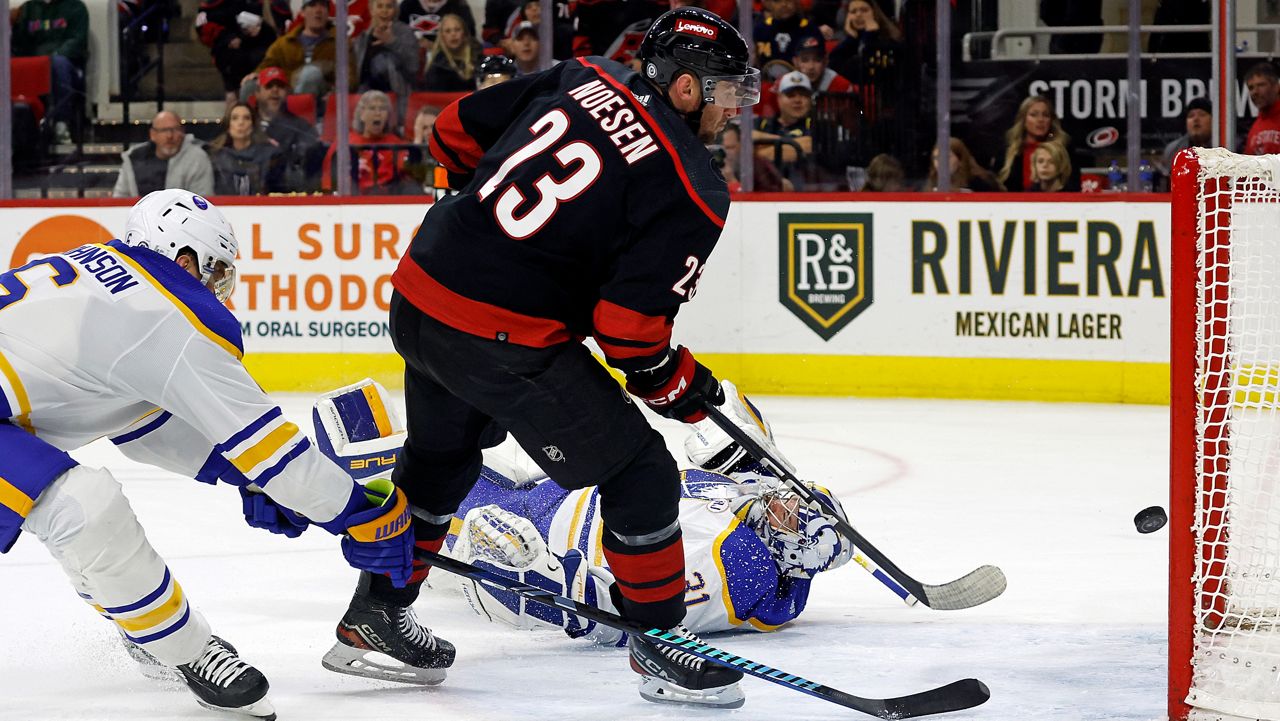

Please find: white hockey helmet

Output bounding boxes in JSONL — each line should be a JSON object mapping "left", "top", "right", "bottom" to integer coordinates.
{"left": 124, "top": 189, "right": 238, "bottom": 302}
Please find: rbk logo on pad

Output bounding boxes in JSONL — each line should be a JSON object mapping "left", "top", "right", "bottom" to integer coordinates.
{"left": 675, "top": 19, "right": 717, "bottom": 39}
{"left": 778, "top": 213, "right": 874, "bottom": 341}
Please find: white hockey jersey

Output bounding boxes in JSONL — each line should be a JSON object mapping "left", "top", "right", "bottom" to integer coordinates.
{"left": 0, "top": 241, "right": 353, "bottom": 528}
{"left": 454, "top": 467, "right": 813, "bottom": 638}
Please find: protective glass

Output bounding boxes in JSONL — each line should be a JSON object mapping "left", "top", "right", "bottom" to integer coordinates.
{"left": 703, "top": 69, "right": 762, "bottom": 108}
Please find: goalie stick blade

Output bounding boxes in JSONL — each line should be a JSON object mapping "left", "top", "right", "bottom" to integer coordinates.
{"left": 917, "top": 565, "right": 1008, "bottom": 611}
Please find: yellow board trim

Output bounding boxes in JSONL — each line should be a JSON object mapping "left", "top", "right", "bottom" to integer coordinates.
{"left": 231, "top": 422, "right": 299, "bottom": 475}
{"left": 97, "top": 244, "right": 243, "bottom": 360}
{"left": 114, "top": 583, "right": 185, "bottom": 632}
{"left": 0, "top": 476, "right": 34, "bottom": 518}
{"left": 0, "top": 349, "right": 33, "bottom": 432}
{"left": 362, "top": 383, "right": 394, "bottom": 437}
{"left": 240, "top": 352, "right": 1169, "bottom": 404}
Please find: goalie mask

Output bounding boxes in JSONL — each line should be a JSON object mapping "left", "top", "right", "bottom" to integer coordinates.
{"left": 752, "top": 485, "right": 852, "bottom": 579}
{"left": 123, "top": 189, "right": 238, "bottom": 302}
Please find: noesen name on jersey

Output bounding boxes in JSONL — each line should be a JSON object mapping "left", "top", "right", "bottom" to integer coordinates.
{"left": 566, "top": 80, "right": 660, "bottom": 165}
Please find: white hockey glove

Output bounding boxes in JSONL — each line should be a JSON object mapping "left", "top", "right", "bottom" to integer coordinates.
{"left": 458, "top": 504, "right": 548, "bottom": 571}
{"left": 684, "top": 380, "right": 795, "bottom": 481}
{"left": 312, "top": 379, "right": 405, "bottom": 482}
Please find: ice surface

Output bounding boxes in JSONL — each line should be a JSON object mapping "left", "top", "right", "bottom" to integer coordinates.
{"left": 0, "top": 395, "right": 1168, "bottom": 721}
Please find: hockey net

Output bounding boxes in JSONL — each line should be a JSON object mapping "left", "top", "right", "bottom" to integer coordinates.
{"left": 1172, "top": 147, "right": 1280, "bottom": 721}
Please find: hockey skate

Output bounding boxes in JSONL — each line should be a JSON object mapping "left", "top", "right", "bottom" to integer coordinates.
{"left": 629, "top": 625, "right": 745, "bottom": 709}
{"left": 177, "top": 635, "right": 275, "bottom": 720}
{"left": 322, "top": 594, "right": 456, "bottom": 685}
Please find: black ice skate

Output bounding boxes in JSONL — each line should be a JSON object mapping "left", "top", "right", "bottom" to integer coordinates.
{"left": 321, "top": 594, "right": 456, "bottom": 685}
{"left": 628, "top": 625, "right": 745, "bottom": 708}
{"left": 177, "top": 635, "right": 275, "bottom": 720}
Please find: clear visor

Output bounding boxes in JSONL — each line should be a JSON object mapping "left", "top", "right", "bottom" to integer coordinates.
{"left": 204, "top": 260, "right": 237, "bottom": 303}
{"left": 703, "top": 68, "right": 762, "bottom": 108}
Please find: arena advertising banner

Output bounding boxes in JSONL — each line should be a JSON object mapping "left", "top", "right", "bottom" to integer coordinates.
{"left": 0, "top": 201, "right": 426, "bottom": 355}
{"left": 680, "top": 198, "right": 1169, "bottom": 361}
{"left": 0, "top": 197, "right": 1170, "bottom": 400}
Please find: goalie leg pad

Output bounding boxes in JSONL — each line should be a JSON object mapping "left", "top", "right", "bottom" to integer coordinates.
{"left": 23, "top": 466, "right": 212, "bottom": 667}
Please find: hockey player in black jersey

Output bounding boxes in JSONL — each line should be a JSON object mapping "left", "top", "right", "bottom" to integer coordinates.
{"left": 323, "top": 7, "right": 761, "bottom": 708}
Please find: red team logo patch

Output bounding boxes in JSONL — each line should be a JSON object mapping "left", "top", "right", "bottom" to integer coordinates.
{"left": 674, "top": 19, "right": 718, "bottom": 39}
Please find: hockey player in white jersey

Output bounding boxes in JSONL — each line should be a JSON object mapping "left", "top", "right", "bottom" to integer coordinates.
{"left": 0, "top": 190, "right": 418, "bottom": 720}
{"left": 311, "top": 378, "right": 852, "bottom": 706}
{"left": 446, "top": 384, "right": 853, "bottom": 645}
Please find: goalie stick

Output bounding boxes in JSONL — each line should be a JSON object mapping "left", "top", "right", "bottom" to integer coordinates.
{"left": 416, "top": 547, "right": 990, "bottom": 718}
{"left": 702, "top": 404, "right": 1007, "bottom": 611}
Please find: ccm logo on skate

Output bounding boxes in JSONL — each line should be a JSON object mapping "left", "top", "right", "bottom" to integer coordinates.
{"left": 675, "top": 19, "right": 717, "bottom": 39}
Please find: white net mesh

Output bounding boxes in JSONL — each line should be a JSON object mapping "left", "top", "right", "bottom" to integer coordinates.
{"left": 1188, "top": 148, "right": 1280, "bottom": 720}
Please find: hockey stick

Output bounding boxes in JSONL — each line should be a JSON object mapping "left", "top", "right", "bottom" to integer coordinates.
{"left": 416, "top": 547, "right": 990, "bottom": 719}
{"left": 702, "top": 404, "right": 1007, "bottom": 611}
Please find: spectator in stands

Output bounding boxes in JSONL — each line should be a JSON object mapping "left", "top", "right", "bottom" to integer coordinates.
{"left": 1163, "top": 97, "right": 1212, "bottom": 170}
{"left": 792, "top": 36, "right": 853, "bottom": 97}
{"left": 928, "top": 137, "right": 1003, "bottom": 192}
{"left": 401, "top": 0, "right": 477, "bottom": 47}
{"left": 482, "top": 0, "right": 521, "bottom": 46}
{"left": 417, "top": 13, "right": 482, "bottom": 90}
{"left": 323, "top": 89, "right": 410, "bottom": 194}
{"left": 476, "top": 54, "right": 517, "bottom": 89}
{"left": 11, "top": 0, "right": 88, "bottom": 144}
{"left": 403, "top": 104, "right": 441, "bottom": 191}
{"left": 719, "top": 123, "right": 789, "bottom": 192}
{"left": 357, "top": 0, "right": 420, "bottom": 121}
{"left": 207, "top": 102, "right": 283, "bottom": 195}
{"left": 113, "top": 111, "right": 215, "bottom": 197}
{"left": 828, "top": 0, "right": 901, "bottom": 92}
{"left": 253, "top": 66, "right": 324, "bottom": 192}
{"left": 754, "top": 70, "right": 814, "bottom": 185}
{"left": 250, "top": 0, "right": 355, "bottom": 98}
{"left": 197, "top": 0, "right": 277, "bottom": 106}
{"left": 1150, "top": 0, "right": 1209, "bottom": 54}
{"left": 828, "top": 0, "right": 901, "bottom": 152}
{"left": 995, "top": 95, "right": 1073, "bottom": 192}
{"left": 411, "top": 104, "right": 440, "bottom": 144}
{"left": 1245, "top": 62, "right": 1280, "bottom": 155}
{"left": 754, "top": 0, "right": 823, "bottom": 66}
{"left": 506, "top": 21, "right": 540, "bottom": 75}
{"left": 1025, "top": 141, "right": 1072, "bottom": 193}
{"left": 862, "top": 153, "right": 905, "bottom": 192}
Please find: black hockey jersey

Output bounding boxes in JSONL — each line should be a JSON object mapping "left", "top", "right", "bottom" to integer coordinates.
{"left": 392, "top": 56, "right": 729, "bottom": 375}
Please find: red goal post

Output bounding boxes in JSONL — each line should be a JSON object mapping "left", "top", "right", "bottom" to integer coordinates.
{"left": 1171, "top": 147, "right": 1280, "bottom": 721}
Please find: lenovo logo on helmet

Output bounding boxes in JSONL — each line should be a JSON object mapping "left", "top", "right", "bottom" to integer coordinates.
{"left": 674, "top": 19, "right": 718, "bottom": 39}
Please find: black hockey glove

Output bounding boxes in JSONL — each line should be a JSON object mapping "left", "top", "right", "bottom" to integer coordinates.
{"left": 627, "top": 346, "right": 724, "bottom": 423}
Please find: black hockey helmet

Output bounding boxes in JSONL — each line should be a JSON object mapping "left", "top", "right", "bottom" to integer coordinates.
{"left": 477, "top": 54, "right": 517, "bottom": 87}
{"left": 638, "top": 7, "right": 760, "bottom": 108}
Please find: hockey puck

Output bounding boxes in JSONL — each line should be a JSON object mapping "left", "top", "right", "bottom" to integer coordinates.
{"left": 1134, "top": 505, "right": 1168, "bottom": 534}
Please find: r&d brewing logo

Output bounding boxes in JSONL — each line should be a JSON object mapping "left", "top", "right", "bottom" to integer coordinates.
{"left": 778, "top": 213, "right": 873, "bottom": 341}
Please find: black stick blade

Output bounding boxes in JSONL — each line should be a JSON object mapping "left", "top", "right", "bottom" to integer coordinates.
{"left": 878, "top": 678, "right": 991, "bottom": 719}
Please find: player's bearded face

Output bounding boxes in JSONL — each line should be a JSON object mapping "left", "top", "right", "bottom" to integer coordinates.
{"left": 697, "top": 103, "right": 738, "bottom": 143}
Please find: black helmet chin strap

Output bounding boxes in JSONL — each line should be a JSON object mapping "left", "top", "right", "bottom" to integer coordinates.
{"left": 658, "top": 68, "right": 708, "bottom": 136}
